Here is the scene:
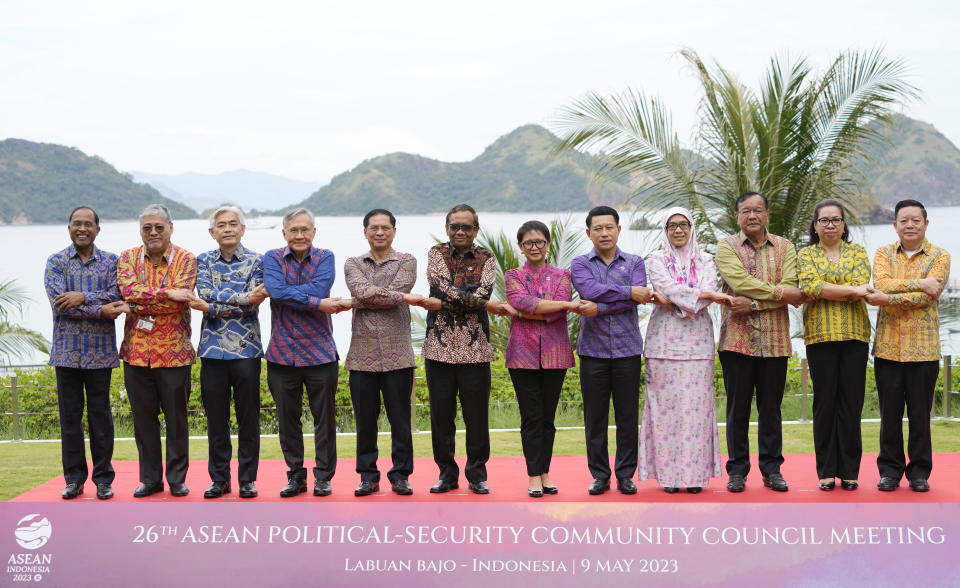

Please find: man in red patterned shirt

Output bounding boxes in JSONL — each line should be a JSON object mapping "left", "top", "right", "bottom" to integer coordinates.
{"left": 114, "top": 204, "right": 197, "bottom": 498}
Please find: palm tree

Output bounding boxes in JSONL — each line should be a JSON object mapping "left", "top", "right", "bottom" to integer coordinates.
{"left": 0, "top": 279, "right": 49, "bottom": 365}
{"left": 478, "top": 216, "right": 586, "bottom": 351}
{"left": 552, "top": 48, "right": 918, "bottom": 248}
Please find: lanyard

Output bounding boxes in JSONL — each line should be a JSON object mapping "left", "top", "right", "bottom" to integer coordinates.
{"left": 141, "top": 245, "right": 175, "bottom": 289}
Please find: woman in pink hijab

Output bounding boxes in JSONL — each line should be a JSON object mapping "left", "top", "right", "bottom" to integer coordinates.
{"left": 639, "top": 207, "right": 732, "bottom": 493}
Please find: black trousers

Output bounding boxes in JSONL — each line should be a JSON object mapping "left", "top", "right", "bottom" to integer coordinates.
{"left": 807, "top": 340, "right": 868, "bottom": 480}
{"left": 719, "top": 351, "right": 787, "bottom": 477}
{"left": 349, "top": 368, "right": 414, "bottom": 483}
{"left": 509, "top": 368, "right": 566, "bottom": 476}
{"left": 200, "top": 357, "right": 262, "bottom": 483}
{"left": 55, "top": 367, "right": 115, "bottom": 485}
{"left": 123, "top": 363, "right": 191, "bottom": 485}
{"left": 425, "top": 359, "right": 490, "bottom": 483}
{"left": 874, "top": 357, "right": 939, "bottom": 481}
{"left": 266, "top": 361, "right": 338, "bottom": 481}
{"left": 579, "top": 355, "right": 641, "bottom": 480}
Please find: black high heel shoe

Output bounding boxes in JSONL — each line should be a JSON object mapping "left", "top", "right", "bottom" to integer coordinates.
{"left": 686, "top": 487, "right": 702, "bottom": 494}
{"left": 663, "top": 487, "right": 679, "bottom": 494}
{"left": 818, "top": 480, "right": 836, "bottom": 491}
{"left": 840, "top": 480, "right": 858, "bottom": 490}
{"left": 542, "top": 485, "right": 558, "bottom": 495}
{"left": 528, "top": 488, "right": 544, "bottom": 498}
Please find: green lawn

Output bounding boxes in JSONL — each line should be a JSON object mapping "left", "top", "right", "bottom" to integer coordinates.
{"left": 1, "top": 420, "right": 958, "bottom": 501}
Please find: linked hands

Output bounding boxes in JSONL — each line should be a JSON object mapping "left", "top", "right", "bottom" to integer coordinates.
{"left": 53, "top": 291, "right": 85, "bottom": 312}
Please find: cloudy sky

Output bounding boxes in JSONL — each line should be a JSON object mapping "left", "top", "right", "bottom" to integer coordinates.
{"left": 2, "top": 0, "right": 956, "bottom": 183}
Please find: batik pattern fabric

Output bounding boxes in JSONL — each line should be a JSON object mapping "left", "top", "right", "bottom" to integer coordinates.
{"left": 504, "top": 262, "right": 575, "bottom": 370}
{"left": 797, "top": 241, "right": 871, "bottom": 345}
{"left": 570, "top": 247, "right": 645, "bottom": 358}
{"left": 343, "top": 248, "right": 417, "bottom": 372}
{"left": 263, "top": 246, "right": 338, "bottom": 366}
{"left": 716, "top": 231, "right": 797, "bottom": 357}
{"left": 118, "top": 244, "right": 197, "bottom": 367}
{"left": 196, "top": 244, "right": 264, "bottom": 360}
{"left": 44, "top": 244, "right": 121, "bottom": 369}
{"left": 872, "top": 239, "right": 951, "bottom": 362}
{"left": 422, "top": 242, "right": 496, "bottom": 364}
{"left": 639, "top": 358, "right": 722, "bottom": 487}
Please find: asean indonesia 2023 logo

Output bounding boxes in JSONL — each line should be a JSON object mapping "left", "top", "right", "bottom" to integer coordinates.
{"left": 15, "top": 514, "right": 52, "bottom": 550}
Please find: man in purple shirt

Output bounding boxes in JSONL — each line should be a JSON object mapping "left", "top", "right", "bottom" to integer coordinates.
{"left": 263, "top": 208, "right": 350, "bottom": 498}
{"left": 571, "top": 206, "right": 666, "bottom": 495}
{"left": 44, "top": 206, "right": 125, "bottom": 500}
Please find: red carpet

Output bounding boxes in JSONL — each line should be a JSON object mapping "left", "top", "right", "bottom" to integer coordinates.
{"left": 13, "top": 453, "right": 960, "bottom": 503}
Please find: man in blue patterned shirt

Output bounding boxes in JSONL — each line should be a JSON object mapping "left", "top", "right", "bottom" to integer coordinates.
{"left": 44, "top": 206, "right": 125, "bottom": 500}
{"left": 190, "top": 205, "right": 267, "bottom": 499}
{"left": 263, "top": 207, "right": 350, "bottom": 498}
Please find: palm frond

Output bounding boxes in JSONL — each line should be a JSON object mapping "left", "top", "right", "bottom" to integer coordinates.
{"left": 0, "top": 322, "right": 50, "bottom": 364}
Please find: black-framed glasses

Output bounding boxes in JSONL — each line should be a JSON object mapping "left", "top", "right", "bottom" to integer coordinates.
{"left": 448, "top": 223, "right": 477, "bottom": 233}
{"left": 816, "top": 217, "right": 843, "bottom": 227}
{"left": 520, "top": 239, "right": 548, "bottom": 250}
{"left": 666, "top": 221, "right": 691, "bottom": 231}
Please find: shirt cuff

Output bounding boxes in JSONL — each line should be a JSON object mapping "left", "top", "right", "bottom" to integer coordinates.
{"left": 773, "top": 286, "right": 783, "bottom": 301}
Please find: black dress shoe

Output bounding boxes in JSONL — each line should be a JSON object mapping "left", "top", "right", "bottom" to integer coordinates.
{"left": 61, "top": 482, "right": 83, "bottom": 500}
{"left": 818, "top": 480, "right": 836, "bottom": 491}
{"left": 686, "top": 487, "right": 702, "bottom": 494}
{"left": 170, "top": 483, "right": 190, "bottom": 497}
{"left": 909, "top": 478, "right": 930, "bottom": 492}
{"left": 133, "top": 482, "right": 164, "bottom": 498}
{"left": 617, "top": 477, "right": 637, "bottom": 495}
{"left": 429, "top": 479, "right": 458, "bottom": 493}
{"left": 354, "top": 480, "right": 379, "bottom": 496}
{"left": 391, "top": 479, "right": 413, "bottom": 495}
{"left": 762, "top": 472, "right": 789, "bottom": 492}
{"left": 663, "top": 486, "right": 679, "bottom": 494}
{"left": 877, "top": 476, "right": 899, "bottom": 491}
{"left": 588, "top": 478, "right": 610, "bottom": 495}
{"left": 96, "top": 483, "right": 114, "bottom": 500}
{"left": 280, "top": 475, "right": 307, "bottom": 497}
{"left": 238, "top": 482, "right": 258, "bottom": 498}
{"left": 468, "top": 481, "right": 490, "bottom": 494}
{"left": 542, "top": 485, "right": 558, "bottom": 495}
{"left": 726, "top": 475, "right": 746, "bottom": 493}
{"left": 204, "top": 480, "right": 231, "bottom": 498}
{"left": 840, "top": 480, "right": 858, "bottom": 491}
{"left": 314, "top": 480, "right": 332, "bottom": 496}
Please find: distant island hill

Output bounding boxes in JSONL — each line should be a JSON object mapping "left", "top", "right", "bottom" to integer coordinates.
{"left": 2, "top": 115, "right": 959, "bottom": 225}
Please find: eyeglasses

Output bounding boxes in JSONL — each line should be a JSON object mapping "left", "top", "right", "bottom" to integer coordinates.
{"left": 737, "top": 207, "right": 767, "bottom": 216}
{"left": 666, "top": 221, "right": 691, "bottom": 231}
{"left": 520, "top": 239, "right": 548, "bottom": 250}
{"left": 448, "top": 223, "right": 476, "bottom": 233}
{"left": 816, "top": 217, "right": 844, "bottom": 227}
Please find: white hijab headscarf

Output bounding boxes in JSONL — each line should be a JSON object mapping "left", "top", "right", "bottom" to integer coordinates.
{"left": 659, "top": 206, "right": 701, "bottom": 285}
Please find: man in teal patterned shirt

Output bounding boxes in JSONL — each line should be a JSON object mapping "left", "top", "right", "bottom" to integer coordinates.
{"left": 191, "top": 205, "right": 267, "bottom": 499}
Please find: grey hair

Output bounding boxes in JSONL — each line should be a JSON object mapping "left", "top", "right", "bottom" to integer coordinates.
{"left": 283, "top": 207, "right": 314, "bottom": 228}
{"left": 208, "top": 205, "right": 246, "bottom": 228}
{"left": 139, "top": 203, "right": 172, "bottom": 225}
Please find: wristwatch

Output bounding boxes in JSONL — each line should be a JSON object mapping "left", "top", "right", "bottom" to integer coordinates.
{"left": 750, "top": 299, "right": 759, "bottom": 312}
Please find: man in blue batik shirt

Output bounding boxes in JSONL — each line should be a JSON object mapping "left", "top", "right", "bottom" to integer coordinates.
{"left": 189, "top": 205, "right": 267, "bottom": 499}
{"left": 44, "top": 206, "right": 125, "bottom": 500}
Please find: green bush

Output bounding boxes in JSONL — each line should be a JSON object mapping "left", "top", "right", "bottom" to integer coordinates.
{"left": 2, "top": 355, "right": 957, "bottom": 441}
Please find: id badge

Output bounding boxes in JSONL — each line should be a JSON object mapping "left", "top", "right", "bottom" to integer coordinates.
{"left": 136, "top": 316, "right": 156, "bottom": 332}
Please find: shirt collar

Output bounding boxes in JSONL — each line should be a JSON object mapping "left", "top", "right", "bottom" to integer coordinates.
{"left": 589, "top": 246, "right": 625, "bottom": 262}
{"left": 217, "top": 243, "right": 247, "bottom": 262}
{"left": 282, "top": 245, "right": 314, "bottom": 261}
{"left": 447, "top": 242, "right": 478, "bottom": 258}
{"left": 895, "top": 239, "right": 931, "bottom": 255}
{"left": 67, "top": 244, "right": 101, "bottom": 263}
{"left": 738, "top": 230, "right": 773, "bottom": 247}
{"left": 141, "top": 244, "right": 173, "bottom": 263}
{"left": 362, "top": 248, "right": 400, "bottom": 264}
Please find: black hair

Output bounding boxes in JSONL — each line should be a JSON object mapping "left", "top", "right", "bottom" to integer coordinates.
{"left": 894, "top": 199, "right": 927, "bottom": 220}
{"left": 363, "top": 208, "right": 396, "bottom": 228}
{"left": 807, "top": 199, "right": 850, "bottom": 245}
{"left": 445, "top": 204, "right": 479, "bottom": 227}
{"left": 516, "top": 220, "right": 551, "bottom": 244}
{"left": 735, "top": 192, "right": 769, "bottom": 212}
{"left": 585, "top": 206, "right": 619, "bottom": 228}
{"left": 68, "top": 206, "right": 100, "bottom": 226}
